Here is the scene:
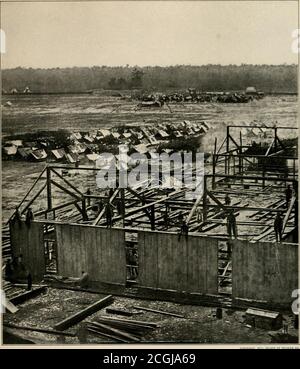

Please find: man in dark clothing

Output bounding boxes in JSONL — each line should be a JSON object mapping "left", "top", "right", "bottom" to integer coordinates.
{"left": 105, "top": 202, "right": 113, "bottom": 228}
{"left": 227, "top": 211, "right": 237, "bottom": 238}
{"left": 86, "top": 188, "right": 91, "bottom": 206}
{"left": 178, "top": 212, "right": 184, "bottom": 225}
{"left": 285, "top": 185, "right": 293, "bottom": 208}
{"left": 178, "top": 219, "right": 189, "bottom": 241}
{"left": 225, "top": 194, "right": 231, "bottom": 206}
{"left": 274, "top": 212, "right": 283, "bottom": 242}
{"left": 25, "top": 207, "right": 34, "bottom": 226}
{"left": 12, "top": 207, "right": 22, "bottom": 226}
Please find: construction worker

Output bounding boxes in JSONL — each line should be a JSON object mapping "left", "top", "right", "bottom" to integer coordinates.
{"left": 196, "top": 207, "right": 202, "bottom": 223}
{"left": 225, "top": 194, "right": 231, "bottom": 206}
{"left": 79, "top": 271, "right": 89, "bottom": 288}
{"left": 25, "top": 207, "right": 34, "bottom": 227}
{"left": 227, "top": 241, "right": 232, "bottom": 256}
{"left": 117, "top": 199, "right": 123, "bottom": 216}
{"left": 131, "top": 249, "right": 138, "bottom": 279}
{"left": 285, "top": 185, "right": 293, "bottom": 208}
{"left": 226, "top": 210, "right": 237, "bottom": 239}
{"left": 178, "top": 211, "right": 184, "bottom": 225}
{"left": 105, "top": 201, "right": 113, "bottom": 228}
{"left": 12, "top": 207, "right": 22, "bottom": 226}
{"left": 274, "top": 212, "right": 283, "bottom": 242}
{"left": 178, "top": 218, "right": 189, "bottom": 242}
{"left": 86, "top": 188, "right": 91, "bottom": 206}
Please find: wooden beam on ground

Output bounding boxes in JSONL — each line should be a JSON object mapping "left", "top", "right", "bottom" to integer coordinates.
{"left": 3, "top": 323, "right": 76, "bottom": 337}
{"left": 2, "top": 298, "right": 19, "bottom": 314}
{"left": 88, "top": 321, "right": 140, "bottom": 342}
{"left": 53, "top": 295, "right": 114, "bottom": 331}
{"left": 10, "top": 286, "right": 47, "bottom": 305}
{"left": 133, "top": 306, "right": 185, "bottom": 318}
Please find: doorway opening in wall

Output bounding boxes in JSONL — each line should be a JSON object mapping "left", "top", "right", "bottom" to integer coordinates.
{"left": 218, "top": 240, "right": 232, "bottom": 295}
{"left": 43, "top": 223, "right": 58, "bottom": 276}
{"left": 125, "top": 230, "right": 139, "bottom": 287}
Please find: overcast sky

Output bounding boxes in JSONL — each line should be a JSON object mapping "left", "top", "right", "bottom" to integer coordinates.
{"left": 1, "top": 1, "right": 298, "bottom": 68}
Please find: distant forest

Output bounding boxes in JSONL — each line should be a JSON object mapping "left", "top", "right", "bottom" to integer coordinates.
{"left": 2, "top": 64, "right": 298, "bottom": 93}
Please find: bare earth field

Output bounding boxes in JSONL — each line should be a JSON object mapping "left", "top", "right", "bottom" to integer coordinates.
{"left": 2, "top": 94, "right": 297, "bottom": 136}
{"left": 1, "top": 94, "right": 297, "bottom": 223}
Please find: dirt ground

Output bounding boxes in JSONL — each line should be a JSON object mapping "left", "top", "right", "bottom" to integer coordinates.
{"left": 3, "top": 287, "right": 297, "bottom": 345}
{"left": 2, "top": 95, "right": 297, "bottom": 137}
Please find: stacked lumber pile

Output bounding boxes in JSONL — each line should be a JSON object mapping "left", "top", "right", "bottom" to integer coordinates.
{"left": 87, "top": 316, "right": 157, "bottom": 343}
{"left": 3, "top": 281, "right": 25, "bottom": 300}
{"left": 2, "top": 225, "right": 12, "bottom": 262}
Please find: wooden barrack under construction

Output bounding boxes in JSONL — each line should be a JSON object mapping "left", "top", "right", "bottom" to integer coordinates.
{"left": 4, "top": 124, "right": 298, "bottom": 308}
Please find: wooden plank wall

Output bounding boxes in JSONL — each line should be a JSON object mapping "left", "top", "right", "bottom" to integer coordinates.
{"left": 138, "top": 231, "right": 218, "bottom": 294}
{"left": 9, "top": 220, "right": 45, "bottom": 281}
{"left": 232, "top": 239, "right": 298, "bottom": 304}
{"left": 56, "top": 224, "right": 126, "bottom": 285}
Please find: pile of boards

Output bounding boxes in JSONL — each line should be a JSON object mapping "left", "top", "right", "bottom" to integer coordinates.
{"left": 87, "top": 316, "right": 157, "bottom": 343}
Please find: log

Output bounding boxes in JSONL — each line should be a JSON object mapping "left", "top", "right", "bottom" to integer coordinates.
{"left": 53, "top": 295, "right": 113, "bottom": 331}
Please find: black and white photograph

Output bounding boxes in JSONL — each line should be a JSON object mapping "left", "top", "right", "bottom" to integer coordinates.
{"left": 0, "top": 0, "right": 299, "bottom": 348}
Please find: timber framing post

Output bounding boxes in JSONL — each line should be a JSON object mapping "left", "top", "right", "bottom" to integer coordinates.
{"left": 203, "top": 176, "right": 208, "bottom": 222}
{"left": 46, "top": 166, "right": 52, "bottom": 213}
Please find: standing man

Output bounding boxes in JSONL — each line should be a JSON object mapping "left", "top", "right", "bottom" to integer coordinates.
{"left": 25, "top": 207, "right": 34, "bottom": 227}
{"left": 86, "top": 188, "right": 91, "bottom": 206}
{"left": 225, "top": 194, "right": 231, "bottom": 206}
{"left": 285, "top": 185, "right": 293, "bottom": 208}
{"left": 227, "top": 211, "right": 237, "bottom": 239}
{"left": 196, "top": 207, "right": 202, "bottom": 223}
{"left": 274, "top": 212, "right": 283, "bottom": 242}
{"left": 178, "top": 218, "right": 189, "bottom": 242}
{"left": 105, "top": 201, "right": 113, "bottom": 228}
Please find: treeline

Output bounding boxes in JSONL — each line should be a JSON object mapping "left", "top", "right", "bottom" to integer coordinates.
{"left": 2, "top": 64, "right": 297, "bottom": 93}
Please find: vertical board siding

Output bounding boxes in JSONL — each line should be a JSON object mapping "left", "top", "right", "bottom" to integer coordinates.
{"left": 9, "top": 220, "right": 45, "bottom": 281}
{"left": 56, "top": 224, "right": 126, "bottom": 285}
{"left": 232, "top": 239, "right": 298, "bottom": 304}
{"left": 138, "top": 231, "right": 218, "bottom": 294}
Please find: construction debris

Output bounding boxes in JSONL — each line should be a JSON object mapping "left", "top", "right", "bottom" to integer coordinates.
{"left": 86, "top": 315, "right": 157, "bottom": 342}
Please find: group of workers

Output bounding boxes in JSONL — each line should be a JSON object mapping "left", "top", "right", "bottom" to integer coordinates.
{"left": 175, "top": 184, "right": 296, "bottom": 243}
{"left": 4, "top": 254, "right": 32, "bottom": 290}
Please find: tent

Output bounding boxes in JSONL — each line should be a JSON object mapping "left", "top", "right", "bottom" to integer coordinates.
{"left": 51, "top": 148, "right": 66, "bottom": 160}
{"left": 17, "top": 147, "right": 32, "bottom": 159}
{"left": 3, "top": 145, "right": 17, "bottom": 156}
{"left": 30, "top": 149, "right": 47, "bottom": 161}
